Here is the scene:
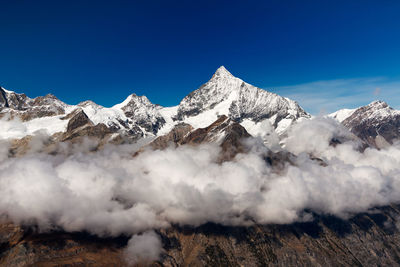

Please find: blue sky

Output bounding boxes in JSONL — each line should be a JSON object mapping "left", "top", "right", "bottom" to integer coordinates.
{"left": 272, "top": 77, "right": 400, "bottom": 114}
{"left": 1, "top": 0, "right": 400, "bottom": 114}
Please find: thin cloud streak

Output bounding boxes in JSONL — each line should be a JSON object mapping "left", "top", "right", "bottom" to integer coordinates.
{"left": 267, "top": 77, "right": 400, "bottom": 115}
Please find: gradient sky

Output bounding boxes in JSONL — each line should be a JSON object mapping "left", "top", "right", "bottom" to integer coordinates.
{"left": 1, "top": 0, "right": 400, "bottom": 113}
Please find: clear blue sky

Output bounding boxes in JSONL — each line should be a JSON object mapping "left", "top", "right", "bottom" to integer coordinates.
{"left": 1, "top": 0, "right": 400, "bottom": 113}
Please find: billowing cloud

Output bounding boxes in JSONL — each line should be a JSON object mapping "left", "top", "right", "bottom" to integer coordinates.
{"left": 0, "top": 117, "right": 400, "bottom": 261}
{"left": 123, "top": 231, "right": 162, "bottom": 265}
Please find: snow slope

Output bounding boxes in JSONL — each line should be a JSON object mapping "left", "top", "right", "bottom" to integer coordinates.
{"left": 328, "top": 108, "right": 356, "bottom": 123}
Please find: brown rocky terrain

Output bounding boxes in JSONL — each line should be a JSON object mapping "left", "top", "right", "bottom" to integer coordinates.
{"left": 151, "top": 115, "right": 251, "bottom": 162}
{"left": 0, "top": 204, "right": 399, "bottom": 266}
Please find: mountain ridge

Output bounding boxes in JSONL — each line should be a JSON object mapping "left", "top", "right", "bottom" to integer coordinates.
{"left": 329, "top": 100, "right": 400, "bottom": 148}
{"left": 1, "top": 68, "right": 399, "bottom": 149}
{"left": 0, "top": 67, "right": 311, "bottom": 140}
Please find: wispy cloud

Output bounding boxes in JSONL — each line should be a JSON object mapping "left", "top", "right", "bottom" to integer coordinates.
{"left": 266, "top": 77, "right": 400, "bottom": 115}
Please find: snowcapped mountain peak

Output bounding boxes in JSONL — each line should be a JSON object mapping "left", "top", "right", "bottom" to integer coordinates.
{"left": 109, "top": 93, "right": 166, "bottom": 135}
{"left": 128, "top": 93, "right": 153, "bottom": 105}
{"left": 212, "top": 66, "right": 234, "bottom": 79}
{"left": 336, "top": 100, "right": 400, "bottom": 148}
{"left": 367, "top": 100, "right": 389, "bottom": 109}
{"left": 204, "top": 66, "right": 244, "bottom": 98}
{"left": 354, "top": 100, "right": 396, "bottom": 119}
{"left": 329, "top": 101, "right": 391, "bottom": 124}
{"left": 113, "top": 93, "right": 153, "bottom": 110}
{"left": 174, "top": 67, "right": 310, "bottom": 133}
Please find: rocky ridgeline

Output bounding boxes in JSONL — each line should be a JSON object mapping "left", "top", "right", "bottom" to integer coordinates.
{"left": 0, "top": 66, "right": 310, "bottom": 141}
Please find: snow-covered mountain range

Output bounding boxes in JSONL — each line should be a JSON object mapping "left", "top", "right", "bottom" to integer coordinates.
{"left": 0, "top": 66, "right": 310, "bottom": 140}
{"left": 1, "top": 66, "right": 399, "bottom": 147}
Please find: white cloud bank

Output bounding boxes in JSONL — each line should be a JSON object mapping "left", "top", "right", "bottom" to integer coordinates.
{"left": 0, "top": 117, "right": 400, "bottom": 263}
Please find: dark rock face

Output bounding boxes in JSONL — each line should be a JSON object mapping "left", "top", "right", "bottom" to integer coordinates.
{"left": 180, "top": 115, "right": 233, "bottom": 145}
{"left": 218, "top": 121, "right": 252, "bottom": 162}
{"left": 151, "top": 115, "right": 252, "bottom": 162}
{"left": 137, "top": 117, "right": 167, "bottom": 135}
{"left": 0, "top": 88, "right": 9, "bottom": 109}
{"left": 66, "top": 109, "right": 93, "bottom": 132}
{"left": 342, "top": 101, "right": 400, "bottom": 148}
{"left": 59, "top": 110, "right": 113, "bottom": 147}
{"left": 150, "top": 123, "right": 194, "bottom": 150}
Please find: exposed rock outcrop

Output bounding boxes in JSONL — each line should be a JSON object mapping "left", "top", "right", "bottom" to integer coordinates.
{"left": 150, "top": 123, "right": 194, "bottom": 150}
{"left": 66, "top": 109, "right": 94, "bottom": 132}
